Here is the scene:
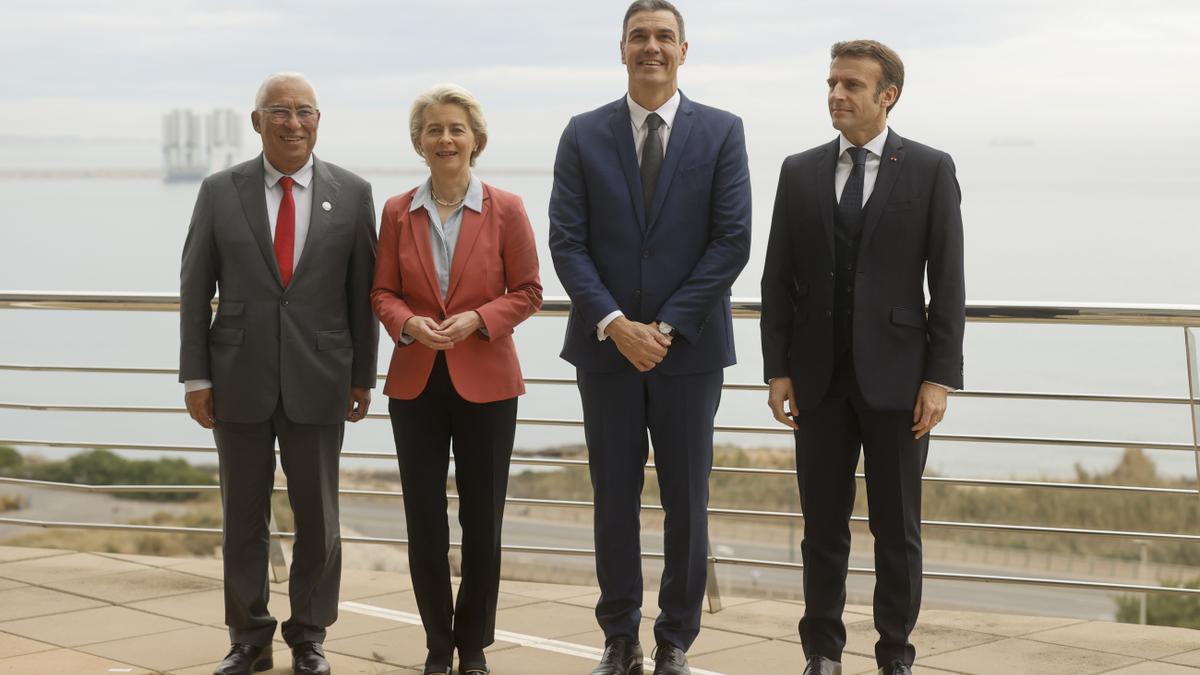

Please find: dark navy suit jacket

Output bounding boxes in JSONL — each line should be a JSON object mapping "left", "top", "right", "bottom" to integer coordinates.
{"left": 549, "top": 93, "right": 752, "bottom": 375}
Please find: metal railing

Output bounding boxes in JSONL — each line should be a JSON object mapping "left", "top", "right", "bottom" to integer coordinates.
{"left": 1, "top": 290, "right": 1199, "bottom": 608}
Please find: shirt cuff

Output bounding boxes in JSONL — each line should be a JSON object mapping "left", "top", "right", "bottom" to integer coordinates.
{"left": 398, "top": 333, "right": 415, "bottom": 345}
{"left": 923, "top": 380, "right": 956, "bottom": 392}
{"left": 184, "top": 379, "right": 212, "bottom": 393}
{"left": 596, "top": 311, "right": 623, "bottom": 342}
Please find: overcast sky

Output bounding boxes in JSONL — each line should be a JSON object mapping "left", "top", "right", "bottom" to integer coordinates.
{"left": 3, "top": 0, "right": 1198, "bottom": 167}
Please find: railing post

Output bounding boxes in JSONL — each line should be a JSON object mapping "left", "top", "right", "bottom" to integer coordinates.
{"left": 1186, "top": 328, "right": 1200, "bottom": 547}
{"left": 268, "top": 490, "right": 290, "bottom": 583}
{"left": 704, "top": 540, "right": 723, "bottom": 613}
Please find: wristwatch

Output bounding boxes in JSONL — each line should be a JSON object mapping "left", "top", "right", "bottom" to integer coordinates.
{"left": 658, "top": 321, "right": 678, "bottom": 338}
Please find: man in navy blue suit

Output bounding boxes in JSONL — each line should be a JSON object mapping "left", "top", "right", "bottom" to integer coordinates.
{"left": 549, "top": 2, "right": 751, "bottom": 674}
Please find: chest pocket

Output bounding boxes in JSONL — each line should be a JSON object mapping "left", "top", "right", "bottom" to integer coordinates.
{"left": 676, "top": 162, "right": 715, "bottom": 193}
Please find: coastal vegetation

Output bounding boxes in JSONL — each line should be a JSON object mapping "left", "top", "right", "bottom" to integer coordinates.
{"left": 0, "top": 446, "right": 216, "bottom": 501}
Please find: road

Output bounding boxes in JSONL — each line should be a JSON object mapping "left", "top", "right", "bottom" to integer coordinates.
{"left": 339, "top": 496, "right": 1120, "bottom": 621}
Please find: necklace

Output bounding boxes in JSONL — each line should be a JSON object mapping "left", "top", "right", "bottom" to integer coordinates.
{"left": 431, "top": 188, "right": 464, "bottom": 207}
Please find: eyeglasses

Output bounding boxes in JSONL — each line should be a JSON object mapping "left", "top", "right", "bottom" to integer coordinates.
{"left": 258, "top": 106, "right": 319, "bottom": 124}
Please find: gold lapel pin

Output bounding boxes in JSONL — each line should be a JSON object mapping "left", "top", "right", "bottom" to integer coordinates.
{"left": 889, "top": 155, "right": 898, "bottom": 162}
{"left": 322, "top": 201, "right": 332, "bottom": 211}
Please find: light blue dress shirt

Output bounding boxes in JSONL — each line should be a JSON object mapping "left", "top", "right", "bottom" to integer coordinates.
{"left": 398, "top": 174, "right": 485, "bottom": 345}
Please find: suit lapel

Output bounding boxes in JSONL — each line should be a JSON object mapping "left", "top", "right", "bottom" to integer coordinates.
{"left": 407, "top": 206, "right": 446, "bottom": 311}
{"left": 816, "top": 138, "right": 839, "bottom": 261}
{"left": 646, "top": 93, "right": 693, "bottom": 233}
{"left": 608, "top": 98, "right": 647, "bottom": 232}
{"left": 858, "top": 130, "right": 905, "bottom": 268}
{"left": 232, "top": 156, "right": 283, "bottom": 288}
{"left": 292, "top": 156, "right": 340, "bottom": 283}
{"left": 446, "top": 186, "right": 489, "bottom": 303}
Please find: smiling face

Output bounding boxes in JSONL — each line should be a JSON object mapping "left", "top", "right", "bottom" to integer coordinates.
{"left": 621, "top": 9, "right": 687, "bottom": 104}
{"left": 419, "top": 102, "right": 476, "bottom": 180}
{"left": 827, "top": 56, "right": 896, "bottom": 145}
{"left": 251, "top": 77, "right": 319, "bottom": 174}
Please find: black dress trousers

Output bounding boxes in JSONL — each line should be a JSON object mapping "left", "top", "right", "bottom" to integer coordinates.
{"left": 388, "top": 353, "right": 517, "bottom": 656}
{"left": 794, "top": 362, "right": 928, "bottom": 667}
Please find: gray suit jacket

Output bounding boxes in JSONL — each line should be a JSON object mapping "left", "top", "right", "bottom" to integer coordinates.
{"left": 179, "top": 154, "right": 378, "bottom": 425}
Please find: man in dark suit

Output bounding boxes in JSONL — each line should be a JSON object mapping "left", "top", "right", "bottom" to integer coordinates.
{"left": 760, "top": 40, "right": 965, "bottom": 675}
{"left": 549, "top": 2, "right": 751, "bottom": 673}
{"left": 179, "top": 73, "right": 378, "bottom": 675}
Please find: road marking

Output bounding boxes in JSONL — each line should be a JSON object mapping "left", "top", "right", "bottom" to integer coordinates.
{"left": 340, "top": 601, "right": 728, "bottom": 675}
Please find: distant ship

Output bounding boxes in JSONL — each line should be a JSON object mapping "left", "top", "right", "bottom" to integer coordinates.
{"left": 162, "top": 109, "right": 241, "bottom": 182}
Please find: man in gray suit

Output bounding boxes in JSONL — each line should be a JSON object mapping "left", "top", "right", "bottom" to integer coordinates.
{"left": 179, "top": 72, "right": 378, "bottom": 675}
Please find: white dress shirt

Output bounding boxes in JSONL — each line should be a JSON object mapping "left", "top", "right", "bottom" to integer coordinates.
{"left": 184, "top": 154, "right": 316, "bottom": 393}
{"left": 596, "top": 90, "right": 683, "bottom": 341}
{"left": 835, "top": 127, "right": 888, "bottom": 206}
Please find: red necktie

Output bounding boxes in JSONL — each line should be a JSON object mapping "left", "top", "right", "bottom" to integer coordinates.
{"left": 274, "top": 176, "right": 295, "bottom": 287}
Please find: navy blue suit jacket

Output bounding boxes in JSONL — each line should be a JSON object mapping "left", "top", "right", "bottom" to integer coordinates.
{"left": 549, "top": 93, "right": 752, "bottom": 375}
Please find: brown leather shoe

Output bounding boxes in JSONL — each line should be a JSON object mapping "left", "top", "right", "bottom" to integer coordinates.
{"left": 212, "top": 643, "right": 272, "bottom": 675}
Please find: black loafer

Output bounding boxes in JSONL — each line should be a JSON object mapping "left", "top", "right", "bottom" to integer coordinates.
{"left": 803, "top": 655, "right": 843, "bottom": 675}
{"left": 291, "top": 642, "right": 330, "bottom": 675}
{"left": 212, "top": 643, "right": 272, "bottom": 675}
{"left": 459, "top": 648, "right": 490, "bottom": 674}
{"left": 422, "top": 651, "right": 453, "bottom": 675}
{"left": 591, "top": 637, "right": 644, "bottom": 675}
{"left": 651, "top": 643, "right": 689, "bottom": 675}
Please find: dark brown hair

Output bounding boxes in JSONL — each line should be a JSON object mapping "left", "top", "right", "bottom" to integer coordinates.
{"left": 831, "top": 40, "right": 905, "bottom": 114}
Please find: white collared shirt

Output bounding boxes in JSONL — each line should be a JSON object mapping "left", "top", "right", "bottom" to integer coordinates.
{"left": 183, "top": 153, "right": 316, "bottom": 394}
{"left": 263, "top": 154, "right": 315, "bottom": 265}
{"left": 596, "top": 91, "right": 683, "bottom": 341}
{"left": 835, "top": 127, "right": 888, "bottom": 205}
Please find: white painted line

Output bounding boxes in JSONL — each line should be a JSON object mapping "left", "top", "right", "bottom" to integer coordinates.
{"left": 339, "top": 601, "right": 729, "bottom": 675}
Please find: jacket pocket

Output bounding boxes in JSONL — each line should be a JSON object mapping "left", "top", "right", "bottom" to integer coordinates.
{"left": 209, "top": 327, "right": 244, "bottom": 345}
{"left": 316, "top": 329, "right": 353, "bottom": 351}
{"left": 218, "top": 301, "right": 244, "bottom": 316}
{"left": 883, "top": 197, "right": 921, "bottom": 213}
{"left": 890, "top": 307, "right": 926, "bottom": 329}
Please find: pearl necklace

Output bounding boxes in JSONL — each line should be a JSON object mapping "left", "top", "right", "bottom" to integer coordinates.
{"left": 432, "top": 188, "right": 464, "bottom": 207}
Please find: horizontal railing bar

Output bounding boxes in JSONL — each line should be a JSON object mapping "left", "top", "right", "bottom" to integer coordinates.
{"left": 4, "top": 292, "right": 1200, "bottom": 326}
{"left": 2, "top": 405, "right": 1191, "bottom": 451}
{"left": 3, "top": 439, "right": 1195, "bottom": 495}
{"left": 1, "top": 516, "right": 1195, "bottom": 597}
{"left": 1, "top": 478, "right": 1193, "bottom": 542}
{"left": 3, "top": 364, "right": 1193, "bottom": 406}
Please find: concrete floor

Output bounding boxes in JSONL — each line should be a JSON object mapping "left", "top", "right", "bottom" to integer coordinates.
{"left": 0, "top": 545, "right": 1196, "bottom": 674}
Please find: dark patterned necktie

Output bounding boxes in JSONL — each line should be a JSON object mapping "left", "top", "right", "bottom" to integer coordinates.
{"left": 837, "top": 146, "right": 868, "bottom": 235}
{"left": 640, "top": 112, "right": 665, "bottom": 211}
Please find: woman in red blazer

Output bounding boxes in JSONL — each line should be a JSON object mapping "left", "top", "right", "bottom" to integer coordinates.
{"left": 370, "top": 84, "right": 542, "bottom": 675}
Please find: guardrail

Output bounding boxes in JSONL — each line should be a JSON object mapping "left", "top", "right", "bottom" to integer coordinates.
{"left": 1, "top": 291, "right": 1199, "bottom": 610}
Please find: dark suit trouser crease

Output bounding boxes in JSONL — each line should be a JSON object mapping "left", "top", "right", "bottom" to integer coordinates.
{"left": 795, "top": 363, "right": 927, "bottom": 668}
{"left": 214, "top": 399, "right": 344, "bottom": 648}
{"left": 388, "top": 354, "right": 517, "bottom": 656}
{"left": 577, "top": 367, "right": 723, "bottom": 652}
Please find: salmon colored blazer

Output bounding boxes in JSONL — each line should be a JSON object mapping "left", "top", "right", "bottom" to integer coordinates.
{"left": 371, "top": 182, "right": 542, "bottom": 403}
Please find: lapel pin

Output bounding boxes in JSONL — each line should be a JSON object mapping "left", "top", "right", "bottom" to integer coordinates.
{"left": 889, "top": 155, "right": 898, "bottom": 162}
{"left": 322, "top": 201, "right": 332, "bottom": 211}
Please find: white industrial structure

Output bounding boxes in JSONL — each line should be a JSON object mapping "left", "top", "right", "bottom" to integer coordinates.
{"left": 162, "top": 108, "right": 242, "bottom": 182}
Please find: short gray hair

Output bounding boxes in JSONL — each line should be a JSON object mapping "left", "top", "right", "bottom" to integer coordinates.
{"left": 622, "top": 0, "right": 685, "bottom": 43}
{"left": 254, "top": 72, "right": 318, "bottom": 109}
{"left": 409, "top": 84, "right": 489, "bottom": 167}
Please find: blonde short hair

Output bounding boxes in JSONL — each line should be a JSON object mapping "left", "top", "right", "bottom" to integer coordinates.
{"left": 409, "top": 84, "right": 488, "bottom": 167}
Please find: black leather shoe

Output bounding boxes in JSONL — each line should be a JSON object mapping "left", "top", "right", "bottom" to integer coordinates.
{"left": 877, "top": 660, "right": 912, "bottom": 675}
{"left": 652, "top": 643, "right": 689, "bottom": 675}
{"left": 458, "top": 648, "right": 490, "bottom": 674}
{"left": 803, "top": 655, "right": 843, "bottom": 675}
{"left": 590, "top": 637, "right": 644, "bottom": 675}
{"left": 291, "top": 642, "right": 331, "bottom": 675}
{"left": 421, "top": 651, "right": 452, "bottom": 675}
{"left": 212, "top": 643, "right": 272, "bottom": 675}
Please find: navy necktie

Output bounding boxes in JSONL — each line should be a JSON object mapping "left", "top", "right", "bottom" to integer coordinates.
{"left": 837, "top": 146, "right": 868, "bottom": 235}
{"left": 641, "top": 112, "right": 665, "bottom": 211}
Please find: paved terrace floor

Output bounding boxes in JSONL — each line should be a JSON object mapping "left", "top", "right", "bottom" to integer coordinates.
{"left": 0, "top": 546, "right": 1196, "bottom": 674}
